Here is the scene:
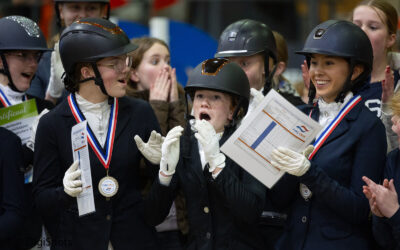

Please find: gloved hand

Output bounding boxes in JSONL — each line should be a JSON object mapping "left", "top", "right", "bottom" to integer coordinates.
{"left": 194, "top": 119, "right": 225, "bottom": 172}
{"left": 249, "top": 88, "right": 264, "bottom": 111}
{"left": 243, "top": 88, "right": 264, "bottom": 122}
{"left": 270, "top": 146, "right": 311, "bottom": 176}
{"left": 63, "top": 161, "right": 83, "bottom": 197}
{"left": 26, "top": 108, "right": 50, "bottom": 151}
{"left": 160, "top": 126, "right": 184, "bottom": 176}
{"left": 134, "top": 130, "right": 164, "bottom": 164}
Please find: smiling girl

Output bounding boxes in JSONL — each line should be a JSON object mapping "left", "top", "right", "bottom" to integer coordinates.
{"left": 269, "top": 20, "right": 386, "bottom": 250}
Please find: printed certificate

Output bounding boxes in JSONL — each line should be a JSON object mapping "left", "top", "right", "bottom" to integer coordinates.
{"left": 0, "top": 99, "right": 38, "bottom": 144}
{"left": 221, "top": 89, "right": 322, "bottom": 188}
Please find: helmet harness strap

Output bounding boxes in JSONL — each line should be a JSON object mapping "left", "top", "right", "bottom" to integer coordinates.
{"left": 0, "top": 53, "right": 23, "bottom": 93}
{"left": 262, "top": 53, "right": 277, "bottom": 96}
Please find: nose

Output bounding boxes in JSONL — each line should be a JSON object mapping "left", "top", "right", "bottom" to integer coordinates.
{"left": 200, "top": 97, "right": 210, "bottom": 107}
{"left": 162, "top": 61, "right": 171, "bottom": 71}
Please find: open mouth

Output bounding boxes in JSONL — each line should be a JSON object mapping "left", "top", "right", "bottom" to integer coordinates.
{"left": 21, "top": 72, "right": 33, "bottom": 79}
{"left": 117, "top": 79, "right": 126, "bottom": 84}
{"left": 199, "top": 112, "right": 211, "bottom": 121}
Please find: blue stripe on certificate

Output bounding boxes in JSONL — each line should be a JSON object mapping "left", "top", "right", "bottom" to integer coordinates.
{"left": 251, "top": 122, "right": 276, "bottom": 149}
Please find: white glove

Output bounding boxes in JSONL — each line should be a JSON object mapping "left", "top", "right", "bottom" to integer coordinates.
{"left": 47, "top": 43, "right": 65, "bottom": 98}
{"left": 26, "top": 108, "right": 50, "bottom": 151}
{"left": 63, "top": 161, "right": 82, "bottom": 197}
{"left": 194, "top": 119, "right": 225, "bottom": 172}
{"left": 134, "top": 130, "right": 164, "bottom": 164}
{"left": 270, "top": 147, "right": 311, "bottom": 176}
{"left": 243, "top": 88, "right": 264, "bottom": 121}
{"left": 160, "top": 126, "right": 183, "bottom": 176}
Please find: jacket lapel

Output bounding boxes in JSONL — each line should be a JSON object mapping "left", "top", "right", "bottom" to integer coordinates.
{"left": 319, "top": 101, "right": 362, "bottom": 146}
{"left": 114, "top": 97, "right": 132, "bottom": 141}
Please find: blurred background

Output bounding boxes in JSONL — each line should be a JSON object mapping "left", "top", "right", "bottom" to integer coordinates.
{"left": 1, "top": 0, "right": 400, "bottom": 85}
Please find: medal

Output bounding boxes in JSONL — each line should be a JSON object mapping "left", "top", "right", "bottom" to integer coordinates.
{"left": 68, "top": 94, "right": 119, "bottom": 198}
{"left": 98, "top": 175, "right": 119, "bottom": 197}
{"left": 300, "top": 183, "right": 312, "bottom": 201}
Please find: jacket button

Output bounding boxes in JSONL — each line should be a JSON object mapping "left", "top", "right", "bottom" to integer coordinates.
{"left": 106, "top": 215, "right": 111, "bottom": 221}
{"left": 301, "top": 216, "right": 307, "bottom": 223}
{"left": 203, "top": 206, "right": 210, "bottom": 213}
{"left": 206, "top": 232, "right": 211, "bottom": 239}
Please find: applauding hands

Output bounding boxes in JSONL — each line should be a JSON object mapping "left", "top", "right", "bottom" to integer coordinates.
{"left": 362, "top": 176, "right": 399, "bottom": 218}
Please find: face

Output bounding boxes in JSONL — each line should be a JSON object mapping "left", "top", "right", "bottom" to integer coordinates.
{"left": 392, "top": 115, "right": 400, "bottom": 137}
{"left": 0, "top": 50, "right": 41, "bottom": 91}
{"left": 353, "top": 5, "right": 395, "bottom": 62}
{"left": 309, "top": 54, "right": 351, "bottom": 103}
{"left": 229, "top": 54, "right": 266, "bottom": 90}
{"left": 58, "top": 2, "right": 107, "bottom": 27}
{"left": 131, "top": 43, "right": 171, "bottom": 90}
{"left": 193, "top": 89, "right": 234, "bottom": 133}
{"left": 96, "top": 55, "right": 131, "bottom": 98}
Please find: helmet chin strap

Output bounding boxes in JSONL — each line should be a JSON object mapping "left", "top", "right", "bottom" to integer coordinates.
{"left": 77, "top": 63, "right": 113, "bottom": 104}
{"left": 0, "top": 53, "right": 23, "bottom": 93}
{"left": 262, "top": 54, "right": 277, "bottom": 96}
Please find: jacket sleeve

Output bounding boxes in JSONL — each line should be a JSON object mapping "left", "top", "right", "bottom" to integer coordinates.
{"left": 0, "top": 131, "right": 25, "bottom": 240}
{"left": 168, "top": 99, "right": 186, "bottom": 130}
{"left": 149, "top": 100, "right": 169, "bottom": 136}
{"left": 209, "top": 158, "right": 266, "bottom": 224}
{"left": 299, "top": 119, "right": 386, "bottom": 225}
{"left": 32, "top": 113, "right": 74, "bottom": 219}
{"left": 144, "top": 174, "right": 178, "bottom": 226}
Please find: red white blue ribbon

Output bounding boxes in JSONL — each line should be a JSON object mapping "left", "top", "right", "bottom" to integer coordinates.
{"left": 0, "top": 88, "right": 27, "bottom": 107}
{"left": 68, "top": 94, "right": 118, "bottom": 169}
{"left": 308, "top": 95, "right": 361, "bottom": 160}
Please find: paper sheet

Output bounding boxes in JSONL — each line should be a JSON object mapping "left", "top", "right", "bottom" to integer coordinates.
{"left": 71, "top": 121, "right": 96, "bottom": 216}
{"left": 221, "top": 89, "right": 322, "bottom": 188}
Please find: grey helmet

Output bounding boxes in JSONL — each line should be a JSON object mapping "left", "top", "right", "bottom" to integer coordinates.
{"left": 215, "top": 19, "right": 277, "bottom": 94}
{"left": 59, "top": 17, "right": 137, "bottom": 95}
{"left": 185, "top": 58, "right": 250, "bottom": 123}
{"left": 0, "top": 16, "right": 50, "bottom": 92}
{"left": 297, "top": 20, "right": 373, "bottom": 103}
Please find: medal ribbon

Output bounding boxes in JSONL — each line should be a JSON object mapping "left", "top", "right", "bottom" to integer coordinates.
{"left": 308, "top": 95, "right": 361, "bottom": 160}
{"left": 68, "top": 94, "right": 118, "bottom": 169}
{"left": 0, "top": 88, "right": 27, "bottom": 107}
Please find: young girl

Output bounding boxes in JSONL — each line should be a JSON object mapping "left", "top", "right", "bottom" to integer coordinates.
{"left": 0, "top": 15, "right": 53, "bottom": 249}
{"left": 128, "top": 37, "right": 188, "bottom": 249}
{"left": 352, "top": 0, "right": 399, "bottom": 152}
{"left": 127, "top": 37, "right": 185, "bottom": 136}
{"left": 270, "top": 20, "right": 386, "bottom": 249}
{"left": 33, "top": 18, "right": 160, "bottom": 249}
{"left": 143, "top": 58, "right": 266, "bottom": 249}
{"left": 363, "top": 90, "right": 400, "bottom": 249}
{"left": 215, "top": 19, "right": 303, "bottom": 107}
{"left": 29, "top": 0, "right": 109, "bottom": 102}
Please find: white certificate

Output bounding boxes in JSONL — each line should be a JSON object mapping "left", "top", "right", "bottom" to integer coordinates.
{"left": 71, "top": 121, "right": 96, "bottom": 216}
{"left": 221, "top": 89, "right": 322, "bottom": 188}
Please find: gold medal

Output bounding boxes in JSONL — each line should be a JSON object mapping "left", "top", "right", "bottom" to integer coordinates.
{"left": 98, "top": 176, "right": 119, "bottom": 197}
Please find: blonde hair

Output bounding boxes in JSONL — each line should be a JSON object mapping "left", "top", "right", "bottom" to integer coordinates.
{"left": 390, "top": 91, "right": 400, "bottom": 116}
